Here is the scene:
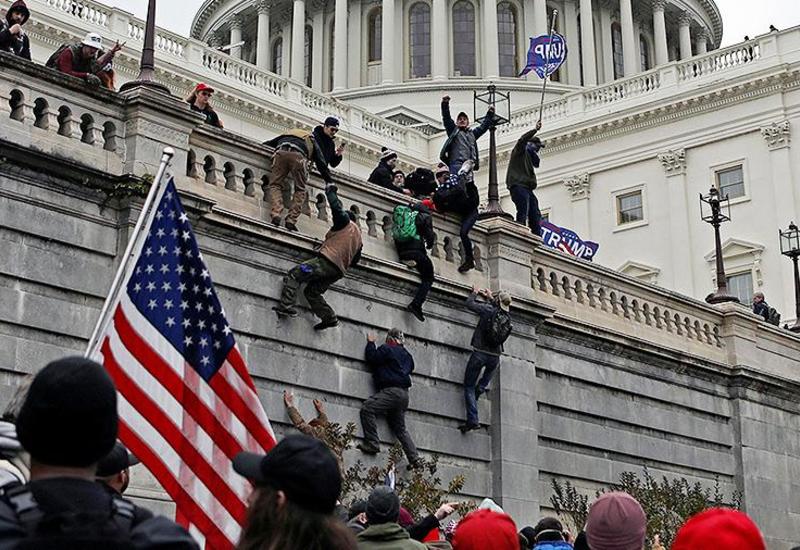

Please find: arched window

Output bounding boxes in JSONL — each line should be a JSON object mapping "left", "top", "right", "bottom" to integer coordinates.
{"left": 409, "top": 2, "right": 431, "bottom": 78}
{"left": 639, "top": 33, "right": 650, "bottom": 71}
{"left": 546, "top": 5, "right": 559, "bottom": 81}
{"left": 452, "top": 1, "right": 475, "bottom": 76}
{"left": 304, "top": 25, "right": 313, "bottom": 87}
{"left": 497, "top": 2, "right": 518, "bottom": 77}
{"left": 612, "top": 22, "right": 624, "bottom": 78}
{"left": 368, "top": 8, "right": 382, "bottom": 62}
{"left": 271, "top": 37, "right": 283, "bottom": 74}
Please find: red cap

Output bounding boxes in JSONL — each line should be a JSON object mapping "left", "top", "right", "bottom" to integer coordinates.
{"left": 671, "top": 508, "right": 766, "bottom": 550}
{"left": 194, "top": 82, "right": 215, "bottom": 94}
{"left": 452, "top": 510, "right": 518, "bottom": 550}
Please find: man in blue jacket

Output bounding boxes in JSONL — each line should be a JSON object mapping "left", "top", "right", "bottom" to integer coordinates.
{"left": 357, "top": 329, "right": 420, "bottom": 469}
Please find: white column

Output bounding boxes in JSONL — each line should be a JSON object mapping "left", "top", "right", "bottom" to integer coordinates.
{"left": 311, "top": 11, "right": 324, "bottom": 89}
{"left": 619, "top": 0, "right": 636, "bottom": 76}
{"left": 256, "top": 2, "right": 271, "bottom": 70}
{"left": 599, "top": 6, "right": 613, "bottom": 82}
{"left": 381, "top": 0, "right": 396, "bottom": 84}
{"left": 695, "top": 29, "right": 708, "bottom": 55}
{"left": 533, "top": 0, "right": 547, "bottom": 36}
{"left": 678, "top": 12, "right": 692, "bottom": 59}
{"left": 564, "top": 0, "right": 580, "bottom": 84}
{"left": 290, "top": 0, "right": 306, "bottom": 81}
{"left": 333, "top": 0, "right": 348, "bottom": 90}
{"left": 579, "top": 0, "right": 596, "bottom": 85}
{"left": 229, "top": 16, "right": 243, "bottom": 59}
{"left": 658, "top": 150, "right": 695, "bottom": 296}
{"left": 652, "top": 0, "right": 667, "bottom": 65}
{"left": 281, "top": 21, "right": 292, "bottom": 77}
{"left": 347, "top": 0, "right": 362, "bottom": 87}
{"left": 432, "top": 0, "right": 448, "bottom": 79}
{"left": 482, "top": 0, "right": 500, "bottom": 79}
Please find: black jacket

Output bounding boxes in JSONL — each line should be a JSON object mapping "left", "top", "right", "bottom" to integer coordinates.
{"left": 0, "top": 1, "right": 31, "bottom": 60}
{"left": 365, "top": 341, "right": 414, "bottom": 391}
{"left": 395, "top": 204, "right": 435, "bottom": 258}
{"left": 466, "top": 292, "right": 504, "bottom": 355}
{"left": 313, "top": 125, "right": 343, "bottom": 168}
{"left": 505, "top": 128, "right": 539, "bottom": 191}
{"left": 368, "top": 160, "right": 396, "bottom": 190}
{"left": 439, "top": 101, "right": 492, "bottom": 171}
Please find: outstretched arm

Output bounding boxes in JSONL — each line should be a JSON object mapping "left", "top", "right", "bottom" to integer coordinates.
{"left": 472, "top": 107, "right": 495, "bottom": 139}
{"left": 441, "top": 96, "right": 456, "bottom": 135}
{"left": 326, "top": 185, "right": 351, "bottom": 231}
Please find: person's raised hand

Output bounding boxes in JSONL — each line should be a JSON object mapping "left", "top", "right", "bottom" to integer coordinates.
{"left": 336, "top": 143, "right": 346, "bottom": 155}
{"left": 111, "top": 40, "right": 125, "bottom": 53}
{"left": 367, "top": 333, "right": 377, "bottom": 343}
{"left": 535, "top": 119, "right": 542, "bottom": 131}
{"left": 435, "top": 502, "right": 458, "bottom": 520}
{"left": 488, "top": 105, "right": 495, "bottom": 114}
{"left": 9, "top": 24, "right": 21, "bottom": 35}
{"left": 442, "top": 95, "right": 451, "bottom": 103}
{"left": 471, "top": 285, "right": 479, "bottom": 294}
{"left": 283, "top": 390, "right": 294, "bottom": 407}
{"left": 313, "top": 398, "right": 324, "bottom": 411}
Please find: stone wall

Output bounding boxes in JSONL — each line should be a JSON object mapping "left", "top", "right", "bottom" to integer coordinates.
{"left": 2, "top": 55, "right": 800, "bottom": 548}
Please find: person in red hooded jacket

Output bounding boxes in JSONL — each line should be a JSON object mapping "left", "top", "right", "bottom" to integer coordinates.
{"left": 451, "top": 509, "right": 519, "bottom": 550}
{"left": 671, "top": 508, "right": 766, "bottom": 550}
{"left": 0, "top": 1, "right": 31, "bottom": 60}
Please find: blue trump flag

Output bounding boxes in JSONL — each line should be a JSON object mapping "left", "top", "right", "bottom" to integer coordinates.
{"left": 519, "top": 33, "right": 568, "bottom": 78}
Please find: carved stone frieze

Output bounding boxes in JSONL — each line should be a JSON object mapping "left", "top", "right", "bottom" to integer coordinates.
{"left": 761, "top": 120, "right": 791, "bottom": 149}
{"left": 657, "top": 148, "right": 686, "bottom": 176}
{"left": 563, "top": 173, "right": 591, "bottom": 201}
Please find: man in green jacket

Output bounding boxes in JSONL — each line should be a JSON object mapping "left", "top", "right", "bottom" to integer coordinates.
{"left": 357, "top": 486, "right": 426, "bottom": 550}
{"left": 505, "top": 120, "right": 543, "bottom": 236}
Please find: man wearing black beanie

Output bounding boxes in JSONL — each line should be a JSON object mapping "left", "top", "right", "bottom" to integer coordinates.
{"left": 357, "top": 486, "right": 426, "bottom": 549}
{"left": 0, "top": 356, "right": 198, "bottom": 549}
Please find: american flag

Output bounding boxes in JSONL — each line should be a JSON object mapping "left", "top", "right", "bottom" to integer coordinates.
{"left": 90, "top": 179, "right": 275, "bottom": 549}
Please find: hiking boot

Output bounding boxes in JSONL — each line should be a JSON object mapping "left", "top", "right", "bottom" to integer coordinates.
{"left": 271, "top": 216, "right": 282, "bottom": 227}
{"left": 458, "top": 258, "right": 475, "bottom": 273}
{"left": 272, "top": 305, "right": 299, "bottom": 318}
{"left": 406, "top": 458, "right": 423, "bottom": 472}
{"left": 357, "top": 442, "right": 380, "bottom": 455}
{"left": 458, "top": 422, "right": 480, "bottom": 434}
{"left": 314, "top": 318, "right": 340, "bottom": 331}
{"left": 407, "top": 302, "right": 425, "bottom": 322}
{"left": 284, "top": 221, "right": 299, "bottom": 232}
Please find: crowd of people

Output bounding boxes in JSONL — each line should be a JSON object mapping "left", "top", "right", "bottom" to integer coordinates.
{"left": 0, "top": 358, "right": 772, "bottom": 549}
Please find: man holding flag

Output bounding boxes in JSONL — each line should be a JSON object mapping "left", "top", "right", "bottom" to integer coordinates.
{"left": 85, "top": 150, "right": 277, "bottom": 549}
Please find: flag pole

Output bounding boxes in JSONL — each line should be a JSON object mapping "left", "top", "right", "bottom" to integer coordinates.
{"left": 85, "top": 148, "right": 175, "bottom": 357}
{"left": 537, "top": 9, "right": 558, "bottom": 125}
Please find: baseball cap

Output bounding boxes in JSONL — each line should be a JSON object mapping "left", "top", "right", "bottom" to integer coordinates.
{"left": 434, "top": 163, "right": 450, "bottom": 176}
{"left": 16, "top": 356, "right": 118, "bottom": 468}
{"left": 194, "top": 82, "right": 215, "bottom": 94}
{"left": 233, "top": 435, "right": 341, "bottom": 514}
{"left": 672, "top": 508, "right": 766, "bottom": 550}
{"left": 81, "top": 32, "right": 103, "bottom": 50}
{"left": 96, "top": 441, "right": 140, "bottom": 477}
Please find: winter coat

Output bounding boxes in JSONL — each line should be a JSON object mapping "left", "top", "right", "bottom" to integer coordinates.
{"left": 533, "top": 542, "right": 573, "bottom": 550}
{"left": 365, "top": 341, "right": 414, "bottom": 391}
{"left": 357, "top": 522, "right": 427, "bottom": 550}
{"left": 753, "top": 300, "right": 770, "bottom": 322}
{"left": 0, "top": 1, "right": 31, "bottom": 60}
{"left": 318, "top": 186, "right": 363, "bottom": 274}
{"left": 395, "top": 204, "right": 435, "bottom": 258}
{"left": 189, "top": 102, "right": 223, "bottom": 128}
{"left": 264, "top": 129, "right": 334, "bottom": 183}
{"left": 466, "top": 292, "right": 504, "bottom": 355}
{"left": 313, "top": 125, "right": 343, "bottom": 168}
{"left": 439, "top": 101, "right": 492, "bottom": 171}
{"left": 368, "top": 160, "right": 397, "bottom": 191}
{"left": 446, "top": 175, "right": 480, "bottom": 217}
{"left": 506, "top": 128, "right": 540, "bottom": 191}
{"left": 407, "top": 514, "right": 440, "bottom": 541}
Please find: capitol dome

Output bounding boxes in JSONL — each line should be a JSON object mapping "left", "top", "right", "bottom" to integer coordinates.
{"left": 190, "top": 0, "right": 722, "bottom": 123}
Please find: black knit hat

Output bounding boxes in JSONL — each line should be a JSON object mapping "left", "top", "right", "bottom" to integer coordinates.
{"left": 17, "top": 357, "right": 118, "bottom": 468}
{"left": 366, "top": 486, "right": 400, "bottom": 525}
{"left": 324, "top": 116, "right": 340, "bottom": 127}
{"left": 233, "top": 435, "right": 341, "bottom": 514}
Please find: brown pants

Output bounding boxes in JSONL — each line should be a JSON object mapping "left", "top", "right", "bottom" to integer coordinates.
{"left": 269, "top": 150, "right": 308, "bottom": 224}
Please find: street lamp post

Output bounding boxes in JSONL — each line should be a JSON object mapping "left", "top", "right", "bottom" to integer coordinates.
{"left": 475, "top": 84, "right": 512, "bottom": 220}
{"left": 700, "top": 186, "right": 739, "bottom": 304}
{"left": 120, "top": 0, "right": 170, "bottom": 94}
{"left": 779, "top": 221, "right": 800, "bottom": 332}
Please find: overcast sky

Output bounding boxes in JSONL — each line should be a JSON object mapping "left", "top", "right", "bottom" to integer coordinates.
{"left": 98, "top": 0, "right": 800, "bottom": 47}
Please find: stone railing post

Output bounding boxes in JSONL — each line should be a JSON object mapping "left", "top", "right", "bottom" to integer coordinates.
{"left": 107, "top": 10, "right": 130, "bottom": 37}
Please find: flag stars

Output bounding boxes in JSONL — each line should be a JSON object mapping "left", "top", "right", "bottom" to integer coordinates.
{"left": 147, "top": 299, "right": 158, "bottom": 310}
{"left": 199, "top": 338, "right": 208, "bottom": 348}
{"left": 200, "top": 356, "right": 210, "bottom": 366}
{"left": 156, "top": 228, "right": 165, "bottom": 238}
{"left": 200, "top": 269, "right": 210, "bottom": 280}
{"left": 192, "top": 284, "right": 200, "bottom": 294}
{"left": 181, "top": 231, "right": 191, "bottom": 241}
{"left": 222, "top": 325, "right": 232, "bottom": 336}
{"left": 184, "top": 335, "right": 193, "bottom": 347}
{"left": 158, "top": 246, "right": 168, "bottom": 256}
{"left": 180, "top": 300, "right": 189, "bottom": 311}
{"left": 164, "top": 299, "right": 174, "bottom": 310}
{"left": 194, "top": 303, "right": 203, "bottom": 312}
{"left": 165, "top": 317, "right": 176, "bottom": 328}
{"left": 178, "top": 282, "right": 187, "bottom": 292}
{"left": 168, "top": 210, "right": 177, "bottom": 220}
{"left": 203, "top": 288, "right": 212, "bottom": 297}
{"left": 170, "top": 228, "right": 179, "bottom": 238}
{"left": 179, "top": 212, "right": 189, "bottom": 223}
{"left": 197, "top": 319, "right": 206, "bottom": 330}
{"left": 182, "top": 318, "right": 191, "bottom": 329}
{"left": 146, "top": 282, "right": 156, "bottom": 292}
{"left": 144, "top": 247, "right": 153, "bottom": 257}
{"left": 145, "top": 265, "right": 155, "bottom": 275}
{"left": 207, "top": 305, "right": 215, "bottom": 315}
{"left": 173, "top": 246, "right": 181, "bottom": 256}
{"left": 132, "top": 283, "right": 142, "bottom": 293}
{"left": 213, "top": 340, "right": 221, "bottom": 350}
{"left": 161, "top": 282, "right": 172, "bottom": 292}
{"left": 156, "top": 210, "right": 164, "bottom": 220}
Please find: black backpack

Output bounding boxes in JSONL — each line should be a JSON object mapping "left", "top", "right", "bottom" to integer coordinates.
{"left": 404, "top": 168, "right": 436, "bottom": 197}
{"left": 767, "top": 307, "right": 781, "bottom": 326}
{"left": 1, "top": 481, "right": 137, "bottom": 550}
{"left": 433, "top": 173, "right": 468, "bottom": 212}
{"left": 483, "top": 308, "right": 512, "bottom": 347}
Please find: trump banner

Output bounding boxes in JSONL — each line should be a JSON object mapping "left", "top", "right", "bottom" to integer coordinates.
{"left": 519, "top": 33, "right": 568, "bottom": 78}
{"left": 540, "top": 220, "right": 599, "bottom": 261}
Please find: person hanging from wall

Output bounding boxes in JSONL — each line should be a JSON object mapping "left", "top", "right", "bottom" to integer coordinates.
{"left": 506, "top": 120, "right": 544, "bottom": 236}
{"left": 357, "top": 329, "right": 421, "bottom": 470}
{"left": 272, "top": 184, "right": 362, "bottom": 330}
{"left": 263, "top": 125, "right": 338, "bottom": 232}
{"left": 432, "top": 161, "right": 481, "bottom": 273}
{"left": 47, "top": 32, "right": 123, "bottom": 90}
{"left": 392, "top": 200, "right": 436, "bottom": 322}
{"left": 282, "top": 390, "right": 345, "bottom": 475}
{"left": 368, "top": 148, "right": 401, "bottom": 191}
{"left": 185, "top": 82, "right": 224, "bottom": 129}
{"left": 0, "top": 1, "right": 31, "bottom": 60}
{"left": 459, "top": 286, "right": 513, "bottom": 433}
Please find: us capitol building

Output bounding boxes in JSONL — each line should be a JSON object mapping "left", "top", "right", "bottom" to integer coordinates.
{"left": 9, "top": 0, "right": 800, "bottom": 319}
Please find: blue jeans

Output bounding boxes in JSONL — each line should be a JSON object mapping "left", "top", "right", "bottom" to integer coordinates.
{"left": 460, "top": 209, "right": 479, "bottom": 262}
{"left": 509, "top": 185, "right": 541, "bottom": 236}
{"left": 463, "top": 351, "right": 500, "bottom": 425}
